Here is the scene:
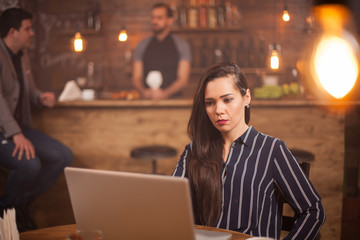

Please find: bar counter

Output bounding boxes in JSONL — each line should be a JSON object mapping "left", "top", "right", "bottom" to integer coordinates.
{"left": 31, "top": 98, "right": 351, "bottom": 239}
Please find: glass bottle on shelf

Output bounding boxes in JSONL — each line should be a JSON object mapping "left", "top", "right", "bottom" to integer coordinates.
{"left": 200, "top": 38, "right": 211, "bottom": 68}
{"left": 223, "top": 38, "right": 233, "bottom": 62}
{"left": 225, "top": 0, "right": 232, "bottom": 27}
{"left": 93, "top": 0, "right": 101, "bottom": 31}
{"left": 187, "top": 38, "right": 196, "bottom": 67}
{"left": 247, "top": 37, "right": 256, "bottom": 68}
{"left": 258, "top": 37, "right": 266, "bottom": 68}
{"left": 236, "top": 39, "right": 245, "bottom": 67}
{"left": 198, "top": 0, "right": 207, "bottom": 28}
{"left": 188, "top": 0, "right": 199, "bottom": 28}
{"left": 178, "top": 1, "right": 187, "bottom": 28}
{"left": 231, "top": 5, "right": 242, "bottom": 28}
{"left": 170, "top": 1, "right": 178, "bottom": 27}
{"left": 212, "top": 38, "right": 223, "bottom": 64}
{"left": 207, "top": 0, "right": 217, "bottom": 28}
{"left": 217, "top": 0, "right": 226, "bottom": 28}
{"left": 86, "top": 0, "right": 95, "bottom": 29}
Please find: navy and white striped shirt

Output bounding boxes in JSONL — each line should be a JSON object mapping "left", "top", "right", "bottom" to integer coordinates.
{"left": 172, "top": 126, "right": 325, "bottom": 240}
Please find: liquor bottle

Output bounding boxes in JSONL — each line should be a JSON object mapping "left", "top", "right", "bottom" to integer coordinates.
{"left": 200, "top": 38, "right": 211, "bottom": 67}
{"left": 217, "top": 0, "right": 226, "bottom": 28}
{"left": 212, "top": 38, "right": 223, "bottom": 64}
{"left": 231, "top": 5, "right": 242, "bottom": 28}
{"left": 225, "top": 0, "right": 232, "bottom": 27}
{"left": 188, "top": 0, "right": 199, "bottom": 28}
{"left": 247, "top": 37, "right": 256, "bottom": 67}
{"left": 86, "top": 1, "right": 95, "bottom": 29}
{"left": 187, "top": 38, "right": 196, "bottom": 67}
{"left": 223, "top": 38, "right": 232, "bottom": 62}
{"left": 170, "top": 2, "right": 178, "bottom": 27}
{"left": 207, "top": 0, "right": 217, "bottom": 28}
{"left": 236, "top": 39, "right": 245, "bottom": 66}
{"left": 258, "top": 37, "right": 266, "bottom": 68}
{"left": 178, "top": 1, "right": 187, "bottom": 28}
{"left": 93, "top": 0, "right": 101, "bottom": 31}
{"left": 198, "top": 0, "right": 207, "bottom": 28}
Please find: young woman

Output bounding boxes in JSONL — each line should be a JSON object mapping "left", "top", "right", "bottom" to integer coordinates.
{"left": 172, "top": 62, "right": 325, "bottom": 240}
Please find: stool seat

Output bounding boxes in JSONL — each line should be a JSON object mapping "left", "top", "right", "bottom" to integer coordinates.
{"left": 130, "top": 145, "right": 177, "bottom": 174}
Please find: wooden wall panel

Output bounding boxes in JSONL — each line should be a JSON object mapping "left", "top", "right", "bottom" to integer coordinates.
{"left": 30, "top": 103, "right": 344, "bottom": 240}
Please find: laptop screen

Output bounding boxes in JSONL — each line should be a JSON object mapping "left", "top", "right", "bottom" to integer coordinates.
{"left": 65, "top": 167, "right": 196, "bottom": 240}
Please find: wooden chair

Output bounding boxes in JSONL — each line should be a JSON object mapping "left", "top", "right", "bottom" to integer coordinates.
{"left": 279, "top": 149, "right": 320, "bottom": 238}
{"left": 280, "top": 161, "right": 311, "bottom": 232}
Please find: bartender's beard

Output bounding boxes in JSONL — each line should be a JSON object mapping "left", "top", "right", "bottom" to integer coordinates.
{"left": 152, "top": 25, "right": 167, "bottom": 36}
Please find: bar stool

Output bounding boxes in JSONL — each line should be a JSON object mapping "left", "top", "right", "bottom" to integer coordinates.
{"left": 130, "top": 145, "right": 177, "bottom": 174}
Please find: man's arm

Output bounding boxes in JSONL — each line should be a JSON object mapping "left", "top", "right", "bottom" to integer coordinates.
{"left": 132, "top": 61, "right": 152, "bottom": 99}
{"left": 151, "top": 60, "right": 191, "bottom": 100}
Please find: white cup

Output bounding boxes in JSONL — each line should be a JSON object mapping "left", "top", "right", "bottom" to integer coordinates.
{"left": 82, "top": 89, "right": 95, "bottom": 101}
{"left": 146, "top": 70, "right": 163, "bottom": 89}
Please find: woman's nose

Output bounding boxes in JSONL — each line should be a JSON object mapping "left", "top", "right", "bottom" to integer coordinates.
{"left": 215, "top": 102, "right": 225, "bottom": 115}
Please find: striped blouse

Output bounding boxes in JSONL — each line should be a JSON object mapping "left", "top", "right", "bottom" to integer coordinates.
{"left": 172, "top": 126, "right": 325, "bottom": 240}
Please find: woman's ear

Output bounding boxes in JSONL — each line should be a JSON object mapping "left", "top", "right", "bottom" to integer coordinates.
{"left": 245, "top": 88, "right": 251, "bottom": 105}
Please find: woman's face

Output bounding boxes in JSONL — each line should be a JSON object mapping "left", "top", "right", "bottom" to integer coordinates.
{"left": 204, "top": 76, "right": 250, "bottom": 138}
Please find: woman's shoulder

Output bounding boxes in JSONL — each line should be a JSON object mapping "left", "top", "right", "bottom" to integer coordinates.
{"left": 250, "top": 126, "right": 286, "bottom": 147}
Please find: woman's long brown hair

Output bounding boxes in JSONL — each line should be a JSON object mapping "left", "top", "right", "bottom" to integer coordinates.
{"left": 187, "top": 62, "right": 250, "bottom": 226}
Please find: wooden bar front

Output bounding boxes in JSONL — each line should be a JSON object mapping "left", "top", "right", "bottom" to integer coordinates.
{"left": 31, "top": 99, "right": 345, "bottom": 240}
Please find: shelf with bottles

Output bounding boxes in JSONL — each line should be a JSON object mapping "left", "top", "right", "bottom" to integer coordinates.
{"left": 186, "top": 35, "right": 270, "bottom": 73}
{"left": 172, "top": 26, "right": 243, "bottom": 33}
{"left": 175, "top": 0, "right": 242, "bottom": 32}
{"left": 55, "top": 0, "right": 101, "bottom": 36}
{"left": 56, "top": 28, "right": 101, "bottom": 36}
{"left": 191, "top": 67, "right": 266, "bottom": 75}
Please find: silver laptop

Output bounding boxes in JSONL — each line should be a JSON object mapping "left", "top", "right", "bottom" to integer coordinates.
{"left": 64, "top": 167, "right": 231, "bottom": 240}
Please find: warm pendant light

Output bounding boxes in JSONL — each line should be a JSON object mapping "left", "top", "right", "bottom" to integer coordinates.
{"left": 72, "top": 2, "right": 86, "bottom": 53}
{"left": 118, "top": 28, "right": 128, "bottom": 42}
{"left": 73, "top": 32, "right": 85, "bottom": 52}
{"left": 282, "top": 7, "right": 290, "bottom": 22}
{"left": 269, "top": 44, "right": 280, "bottom": 70}
{"left": 270, "top": 50, "right": 280, "bottom": 70}
{"left": 309, "top": 3, "right": 359, "bottom": 99}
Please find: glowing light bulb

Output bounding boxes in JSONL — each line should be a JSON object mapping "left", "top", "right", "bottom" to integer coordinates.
{"left": 73, "top": 32, "right": 84, "bottom": 52}
{"left": 313, "top": 33, "right": 358, "bottom": 99}
{"left": 310, "top": 4, "right": 359, "bottom": 99}
{"left": 118, "top": 29, "right": 128, "bottom": 42}
{"left": 282, "top": 10, "right": 290, "bottom": 22}
{"left": 270, "top": 50, "right": 279, "bottom": 70}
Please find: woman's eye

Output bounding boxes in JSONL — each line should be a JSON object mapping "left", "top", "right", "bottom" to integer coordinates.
{"left": 224, "top": 98, "right": 233, "bottom": 103}
{"left": 205, "top": 101, "right": 214, "bottom": 106}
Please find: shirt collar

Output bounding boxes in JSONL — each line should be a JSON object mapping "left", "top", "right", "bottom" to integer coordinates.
{"left": 2, "top": 40, "right": 23, "bottom": 59}
{"left": 234, "top": 126, "right": 257, "bottom": 146}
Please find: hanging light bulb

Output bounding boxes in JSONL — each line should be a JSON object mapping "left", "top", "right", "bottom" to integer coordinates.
{"left": 269, "top": 44, "right": 280, "bottom": 70}
{"left": 309, "top": 3, "right": 359, "bottom": 99}
{"left": 118, "top": 28, "right": 128, "bottom": 42}
{"left": 72, "top": 32, "right": 86, "bottom": 52}
{"left": 282, "top": 6, "right": 290, "bottom": 22}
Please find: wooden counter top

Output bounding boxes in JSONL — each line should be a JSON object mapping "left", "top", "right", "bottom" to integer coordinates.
{"left": 55, "top": 98, "right": 360, "bottom": 108}
{"left": 32, "top": 98, "right": 346, "bottom": 239}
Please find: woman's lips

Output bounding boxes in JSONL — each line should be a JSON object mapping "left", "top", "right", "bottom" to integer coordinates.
{"left": 217, "top": 120, "right": 228, "bottom": 125}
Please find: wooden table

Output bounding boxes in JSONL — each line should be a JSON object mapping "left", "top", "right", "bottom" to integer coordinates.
{"left": 20, "top": 224, "right": 252, "bottom": 240}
